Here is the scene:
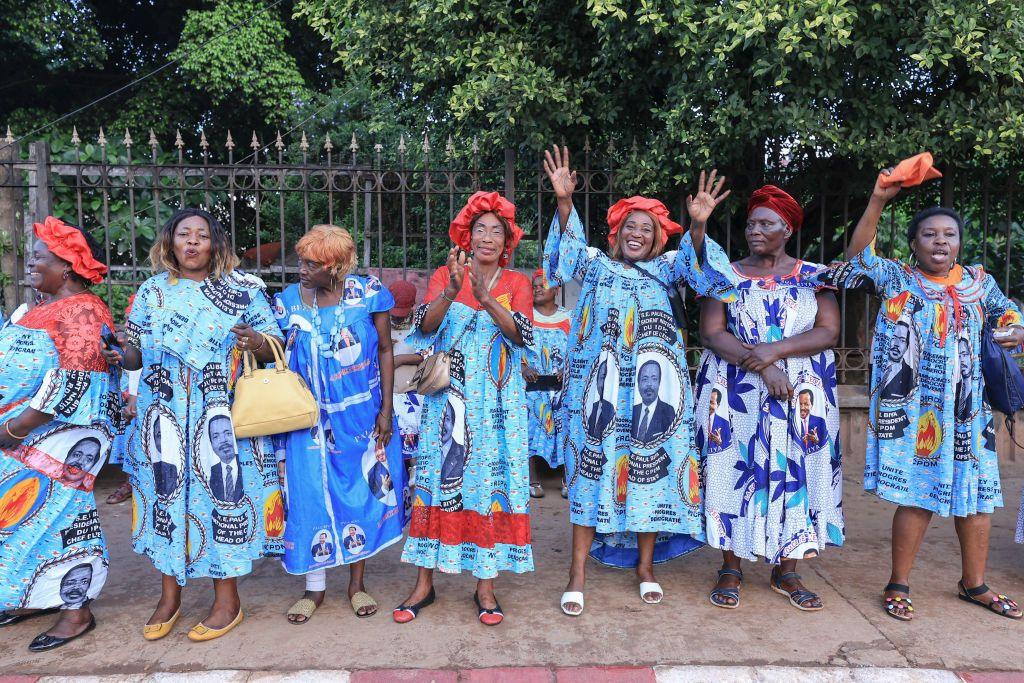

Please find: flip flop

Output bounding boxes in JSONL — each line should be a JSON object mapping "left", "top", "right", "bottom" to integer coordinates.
{"left": 350, "top": 591, "right": 378, "bottom": 618}
{"left": 710, "top": 568, "right": 743, "bottom": 609}
{"left": 639, "top": 581, "right": 663, "bottom": 605}
{"left": 560, "top": 591, "right": 584, "bottom": 617}
{"left": 770, "top": 571, "right": 823, "bottom": 612}
{"left": 286, "top": 598, "right": 318, "bottom": 625}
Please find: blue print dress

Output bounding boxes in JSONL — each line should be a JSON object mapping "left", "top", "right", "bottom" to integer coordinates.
{"left": 401, "top": 267, "right": 535, "bottom": 578}
{"left": 544, "top": 208, "right": 739, "bottom": 568}
{"left": 272, "top": 276, "right": 407, "bottom": 574}
{"left": 0, "top": 293, "right": 118, "bottom": 610}
{"left": 125, "top": 272, "right": 285, "bottom": 584}
{"left": 818, "top": 243, "right": 1022, "bottom": 516}
{"left": 694, "top": 261, "right": 844, "bottom": 563}
{"left": 525, "top": 306, "right": 570, "bottom": 467}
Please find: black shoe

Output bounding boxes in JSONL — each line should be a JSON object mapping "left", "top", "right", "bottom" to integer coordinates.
{"left": 28, "top": 617, "right": 96, "bottom": 652}
{"left": 0, "top": 607, "right": 59, "bottom": 627}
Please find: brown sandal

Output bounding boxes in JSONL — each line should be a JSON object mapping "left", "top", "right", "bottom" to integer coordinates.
{"left": 105, "top": 481, "right": 132, "bottom": 505}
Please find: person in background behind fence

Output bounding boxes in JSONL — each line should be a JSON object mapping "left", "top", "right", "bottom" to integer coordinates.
{"left": 0, "top": 217, "right": 115, "bottom": 651}
{"left": 542, "top": 145, "right": 739, "bottom": 616}
{"left": 817, "top": 164, "right": 1024, "bottom": 621}
{"left": 522, "top": 268, "right": 570, "bottom": 499}
{"left": 395, "top": 191, "right": 534, "bottom": 626}
{"left": 696, "top": 185, "right": 844, "bottom": 612}
{"left": 101, "top": 208, "right": 284, "bottom": 642}
{"left": 273, "top": 224, "right": 407, "bottom": 623}
{"left": 105, "top": 295, "right": 138, "bottom": 506}
{"left": 390, "top": 279, "right": 427, "bottom": 484}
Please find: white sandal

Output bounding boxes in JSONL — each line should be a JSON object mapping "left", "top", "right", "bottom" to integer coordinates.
{"left": 640, "top": 582, "right": 663, "bottom": 604}
{"left": 560, "top": 591, "right": 584, "bottom": 616}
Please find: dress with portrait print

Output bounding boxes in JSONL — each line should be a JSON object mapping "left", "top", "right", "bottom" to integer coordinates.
{"left": 0, "top": 292, "right": 119, "bottom": 610}
{"left": 272, "top": 276, "right": 407, "bottom": 575}
{"left": 816, "top": 242, "right": 1022, "bottom": 516}
{"left": 124, "top": 272, "right": 284, "bottom": 584}
{"left": 543, "top": 208, "right": 739, "bottom": 568}
{"left": 525, "top": 306, "right": 570, "bottom": 467}
{"left": 694, "top": 261, "right": 844, "bottom": 563}
{"left": 401, "top": 267, "right": 535, "bottom": 578}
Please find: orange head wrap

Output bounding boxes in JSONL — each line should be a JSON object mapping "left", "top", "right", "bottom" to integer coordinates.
{"left": 33, "top": 216, "right": 108, "bottom": 284}
{"left": 747, "top": 185, "right": 803, "bottom": 231}
{"left": 448, "top": 191, "right": 523, "bottom": 267}
{"left": 606, "top": 196, "right": 682, "bottom": 249}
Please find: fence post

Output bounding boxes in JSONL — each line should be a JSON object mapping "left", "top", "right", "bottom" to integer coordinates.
{"left": 0, "top": 139, "right": 21, "bottom": 314}
{"left": 28, "top": 140, "right": 52, "bottom": 221}
{"left": 503, "top": 147, "right": 515, "bottom": 266}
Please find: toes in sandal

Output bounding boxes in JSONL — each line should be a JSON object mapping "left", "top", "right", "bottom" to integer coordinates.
{"left": 106, "top": 481, "right": 132, "bottom": 505}
{"left": 393, "top": 587, "right": 436, "bottom": 624}
{"left": 710, "top": 568, "right": 743, "bottom": 609}
{"left": 350, "top": 591, "right": 378, "bottom": 618}
{"left": 286, "top": 598, "right": 318, "bottom": 625}
{"left": 639, "top": 581, "right": 663, "bottom": 605}
{"left": 474, "top": 591, "right": 504, "bottom": 626}
{"left": 883, "top": 583, "right": 914, "bottom": 621}
{"left": 770, "top": 571, "right": 823, "bottom": 612}
{"left": 529, "top": 483, "right": 545, "bottom": 498}
{"left": 560, "top": 483, "right": 568, "bottom": 499}
{"left": 957, "top": 581, "right": 1023, "bottom": 620}
{"left": 560, "top": 591, "right": 584, "bottom": 617}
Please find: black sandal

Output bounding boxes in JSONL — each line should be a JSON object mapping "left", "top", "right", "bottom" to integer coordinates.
{"left": 709, "top": 568, "right": 743, "bottom": 609}
{"left": 770, "top": 570, "right": 823, "bottom": 612}
{"left": 0, "top": 608, "right": 60, "bottom": 628}
{"left": 392, "top": 587, "right": 436, "bottom": 623}
{"left": 883, "top": 582, "right": 913, "bottom": 621}
{"left": 957, "top": 581, "right": 1023, "bottom": 619}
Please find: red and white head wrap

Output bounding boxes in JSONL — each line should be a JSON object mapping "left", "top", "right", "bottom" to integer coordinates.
{"left": 606, "top": 196, "right": 682, "bottom": 249}
{"left": 33, "top": 216, "right": 108, "bottom": 284}
{"left": 746, "top": 185, "right": 803, "bottom": 232}
{"left": 448, "top": 191, "right": 523, "bottom": 267}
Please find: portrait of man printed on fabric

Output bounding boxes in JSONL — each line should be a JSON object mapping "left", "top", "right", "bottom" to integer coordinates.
{"left": 584, "top": 353, "right": 618, "bottom": 441}
{"left": 953, "top": 335, "right": 974, "bottom": 424}
{"left": 147, "top": 411, "right": 182, "bottom": 498}
{"left": 363, "top": 441, "right": 396, "bottom": 505}
{"left": 59, "top": 435, "right": 103, "bottom": 488}
{"left": 342, "top": 524, "right": 366, "bottom": 555}
{"left": 23, "top": 555, "right": 108, "bottom": 610}
{"left": 706, "top": 388, "right": 733, "bottom": 454}
{"left": 310, "top": 530, "right": 335, "bottom": 562}
{"left": 878, "top": 319, "right": 918, "bottom": 405}
{"left": 58, "top": 563, "right": 93, "bottom": 609}
{"left": 792, "top": 388, "right": 828, "bottom": 454}
{"left": 631, "top": 355, "right": 678, "bottom": 446}
{"left": 439, "top": 396, "right": 467, "bottom": 494}
{"left": 201, "top": 409, "right": 243, "bottom": 504}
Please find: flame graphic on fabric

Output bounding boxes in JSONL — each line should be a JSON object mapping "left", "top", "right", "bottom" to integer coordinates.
{"left": 915, "top": 410, "right": 942, "bottom": 458}
{"left": 543, "top": 405, "right": 554, "bottom": 434}
{"left": 131, "top": 494, "right": 139, "bottom": 533}
{"left": 933, "top": 303, "right": 949, "bottom": 346}
{"left": 623, "top": 307, "right": 636, "bottom": 349}
{"left": 264, "top": 490, "right": 285, "bottom": 538}
{"left": 615, "top": 454, "right": 629, "bottom": 504}
{"left": 495, "top": 344, "right": 508, "bottom": 383}
{"left": 578, "top": 305, "right": 590, "bottom": 341}
{"left": 999, "top": 310, "right": 1023, "bottom": 327}
{"left": 884, "top": 291, "right": 910, "bottom": 322}
{"left": 185, "top": 518, "right": 192, "bottom": 561}
{"left": 686, "top": 455, "right": 701, "bottom": 505}
{"left": 0, "top": 477, "right": 40, "bottom": 529}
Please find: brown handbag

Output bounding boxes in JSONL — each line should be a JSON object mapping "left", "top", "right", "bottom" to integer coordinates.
{"left": 411, "top": 313, "right": 478, "bottom": 396}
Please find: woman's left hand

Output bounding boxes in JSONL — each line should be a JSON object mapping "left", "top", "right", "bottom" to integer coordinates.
{"left": 467, "top": 267, "right": 493, "bottom": 305}
{"left": 994, "top": 325, "right": 1024, "bottom": 349}
{"left": 373, "top": 409, "right": 393, "bottom": 446}
{"left": 739, "top": 342, "right": 780, "bottom": 372}
{"left": 231, "top": 323, "right": 263, "bottom": 352}
{"left": 686, "top": 169, "right": 731, "bottom": 227}
{"left": 0, "top": 421, "right": 25, "bottom": 450}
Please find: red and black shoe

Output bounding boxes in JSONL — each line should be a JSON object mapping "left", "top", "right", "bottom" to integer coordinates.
{"left": 473, "top": 591, "right": 504, "bottom": 626}
{"left": 393, "top": 587, "right": 436, "bottom": 624}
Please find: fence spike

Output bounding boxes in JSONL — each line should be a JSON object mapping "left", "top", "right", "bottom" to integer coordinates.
{"left": 446, "top": 135, "right": 455, "bottom": 158}
{"left": 97, "top": 128, "right": 107, "bottom": 147}
{"left": 174, "top": 129, "right": 184, "bottom": 149}
{"left": 583, "top": 135, "right": 591, "bottom": 152}
{"left": 275, "top": 130, "right": 285, "bottom": 151}
{"left": 373, "top": 142, "right": 383, "bottom": 155}
{"left": 199, "top": 130, "right": 209, "bottom": 149}
{"left": 250, "top": 131, "right": 260, "bottom": 151}
{"left": 323, "top": 133, "right": 333, "bottom": 152}
{"left": 123, "top": 128, "right": 133, "bottom": 147}
{"left": 225, "top": 130, "right": 235, "bottom": 150}
{"left": 606, "top": 139, "right": 616, "bottom": 155}
{"left": 398, "top": 134, "right": 407, "bottom": 154}
{"left": 350, "top": 132, "right": 359, "bottom": 153}
{"left": 300, "top": 131, "right": 309, "bottom": 152}
{"left": 70, "top": 126, "right": 80, "bottom": 146}
{"left": 149, "top": 129, "right": 158, "bottom": 149}
{"left": 422, "top": 133, "right": 431, "bottom": 154}
{"left": 3, "top": 125, "right": 12, "bottom": 144}
{"left": 631, "top": 136, "right": 638, "bottom": 152}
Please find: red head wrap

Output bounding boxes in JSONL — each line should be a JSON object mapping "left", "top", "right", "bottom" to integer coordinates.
{"left": 747, "top": 185, "right": 803, "bottom": 231}
{"left": 606, "top": 196, "right": 682, "bottom": 249}
{"left": 448, "top": 191, "right": 523, "bottom": 267}
{"left": 33, "top": 216, "right": 108, "bottom": 284}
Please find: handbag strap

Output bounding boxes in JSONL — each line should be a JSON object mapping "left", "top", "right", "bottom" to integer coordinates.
{"left": 628, "top": 259, "right": 691, "bottom": 333}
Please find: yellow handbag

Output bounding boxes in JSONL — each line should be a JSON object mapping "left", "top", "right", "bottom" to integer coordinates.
{"left": 231, "top": 334, "right": 318, "bottom": 438}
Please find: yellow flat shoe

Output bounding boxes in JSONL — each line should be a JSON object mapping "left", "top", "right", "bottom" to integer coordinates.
{"left": 142, "top": 607, "right": 180, "bottom": 641}
{"left": 186, "top": 609, "right": 243, "bottom": 642}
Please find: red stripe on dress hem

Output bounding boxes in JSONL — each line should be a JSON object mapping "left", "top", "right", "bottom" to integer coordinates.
{"left": 408, "top": 506, "right": 531, "bottom": 548}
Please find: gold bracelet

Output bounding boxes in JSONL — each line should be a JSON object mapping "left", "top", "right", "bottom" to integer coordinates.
{"left": 441, "top": 289, "right": 456, "bottom": 303}
{"left": 4, "top": 420, "right": 29, "bottom": 440}
{"left": 251, "top": 335, "right": 266, "bottom": 352}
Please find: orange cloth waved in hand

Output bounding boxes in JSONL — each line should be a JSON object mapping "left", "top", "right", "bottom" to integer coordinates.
{"left": 878, "top": 152, "right": 942, "bottom": 189}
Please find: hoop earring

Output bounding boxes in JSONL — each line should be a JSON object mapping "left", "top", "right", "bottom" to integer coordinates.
{"left": 910, "top": 253, "right": 919, "bottom": 268}
{"left": 62, "top": 270, "right": 70, "bottom": 280}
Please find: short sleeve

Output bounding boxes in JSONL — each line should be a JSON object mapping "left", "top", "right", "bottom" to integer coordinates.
{"left": 423, "top": 267, "right": 450, "bottom": 305}
{"left": 658, "top": 232, "right": 739, "bottom": 302}
{"left": 125, "top": 277, "right": 159, "bottom": 348}
{"left": 813, "top": 240, "right": 909, "bottom": 297}
{"left": 543, "top": 207, "right": 602, "bottom": 286}
{"left": 507, "top": 273, "right": 534, "bottom": 348}
{"left": 364, "top": 275, "right": 395, "bottom": 314}
{"left": 981, "top": 272, "right": 1024, "bottom": 328}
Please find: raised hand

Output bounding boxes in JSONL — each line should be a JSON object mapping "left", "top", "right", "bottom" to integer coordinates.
{"left": 445, "top": 247, "right": 467, "bottom": 297}
{"left": 871, "top": 167, "right": 902, "bottom": 204}
{"left": 543, "top": 145, "right": 578, "bottom": 201}
{"left": 686, "top": 169, "right": 731, "bottom": 227}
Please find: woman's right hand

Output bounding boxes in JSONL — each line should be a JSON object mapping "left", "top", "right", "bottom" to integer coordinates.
{"left": 543, "top": 144, "right": 578, "bottom": 201}
{"left": 100, "top": 331, "right": 129, "bottom": 366}
{"left": 761, "top": 365, "right": 794, "bottom": 401}
{"left": 522, "top": 365, "right": 540, "bottom": 383}
{"left": 871, "top": 167, "right": 902, "bottom": 204}
{"left": 445, "top": 247, "right": 468, "bottom": 298}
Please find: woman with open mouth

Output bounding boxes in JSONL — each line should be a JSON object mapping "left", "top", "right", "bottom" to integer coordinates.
{"left": 818, "top": 160, "right": 1024, "bottom": 622}
{"left": 542, "top": 145, "right": 738, "bottom": 616}
{"left": 0, "top": 216, "right": 115, "bottom": 651}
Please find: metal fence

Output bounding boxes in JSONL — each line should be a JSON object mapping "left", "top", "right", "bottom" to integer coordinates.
{"left": 2, "top": 127, "right": 1023, "bottom": 386}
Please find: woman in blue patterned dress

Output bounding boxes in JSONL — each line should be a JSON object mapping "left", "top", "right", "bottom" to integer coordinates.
{"left": 0, "top": 216, "right": 115, "bottom": 651}
{"left": 522, "top": 268, "right": 570, "bottom": 498}
{"left": 395, "top": 191, "right": 534, "bottom": 626}
{"left": 820, "top": 170, "right": 1024, "bottom": 621}
{"left": 696, "top": 185, "right": 843, "bottom": 612}
{"left": 542, "top": 146, "right": 738, "bottom": 616}
{"left": 273, "top": 224, "right": 407, "bottom": 623}
{"left": 103, "top": 208, "right": 285, "bottom": 641}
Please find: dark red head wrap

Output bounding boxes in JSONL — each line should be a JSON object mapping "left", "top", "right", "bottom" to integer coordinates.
{"left": 33, "top": 216, "right": 108, "bottom": 284}
{"left": 747, "top": 185, "right": 803, "bottom": 231}
{"left": 448, "top": 191, "right": 523, "bottom": 267}
{"left": 606, "top": 196, "right": 682, "bottom": 249}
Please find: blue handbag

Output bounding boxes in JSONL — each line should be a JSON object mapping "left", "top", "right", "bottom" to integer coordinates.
{"left": 981, "top": 326, "right": 1024, "bottom": 416}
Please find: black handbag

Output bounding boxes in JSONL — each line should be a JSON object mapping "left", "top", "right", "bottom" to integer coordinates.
{"left": 981, "top": 325, "right": 1024, "bottom": 447}
{"left": 629, "top": 261, "right": 690, "bottom": 342}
